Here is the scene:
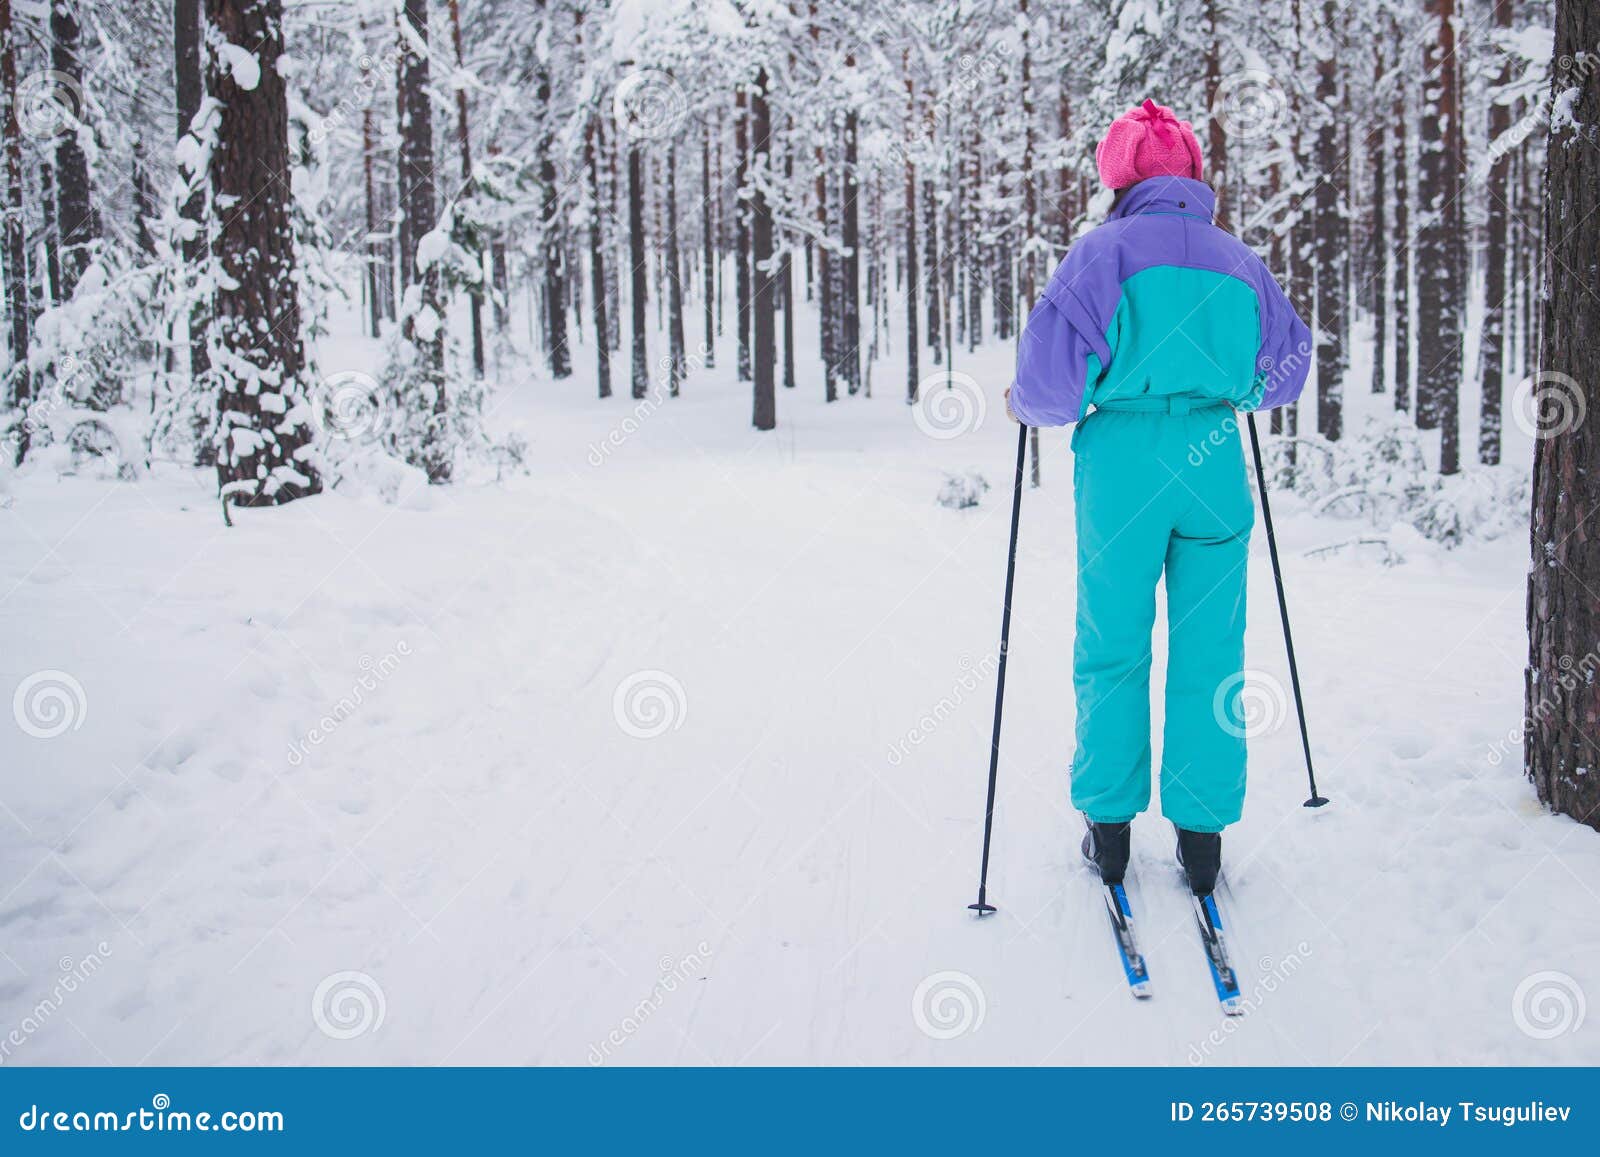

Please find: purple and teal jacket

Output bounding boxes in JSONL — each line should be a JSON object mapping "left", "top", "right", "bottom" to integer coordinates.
{"left": 1007, "top": 176, "right": 1311, "bottom": 426}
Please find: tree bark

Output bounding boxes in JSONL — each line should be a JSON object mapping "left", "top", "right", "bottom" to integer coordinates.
{"left": 1370, "top": 45, "right": 1386, "bottom": 395}
{"left": 841, "top": 105, "right": 860, "bottom": 393}
{"left": 734, "top": 84, "right": 751, "bottom": 383}
{"left": 666, "top": 143, "right": 685, "bottom": 397}
{"left": 1, "top": 0, "right": 28, "bottom": 450}
{"left": 1393, "top": 52, "right": 1411, "bottom": 414}
{"left": 1525, "top": 0, "right": 1600, "bottom": 830}
{"left": 1478, "top": 0, "right": 1513, "bottom": 465}
{"left": 1417, "top": 0, "right": 1463, "bottom": 472}
{"left": 447, "top": 0, "right": 484, "bottom": 377}
{"left": 207, "top": 0, "right": 320, "bottom": 505}
{"left": 174, "top": 0, "right": 211, "bottom": 459}
{"left": 816, "top": 138, "right": 834, "bottom": 400}
{"left": 904, "top": 72, "right": 919, "bottom": 405}
{"left": 535, "top": 1, "right": 569, "bottom": 379}
{"left": 362, "top": 68, "right": 383, "bottom": 339}
{"left": 1312, "top": 0, "right": 1345, "bottom": 442}
{"left": 586, "top": 114, "right": 610, "bottom": 398}
{"left": 1203, "top": 0, "right": 1228, "bottom": 229}
{"left": 702, "top": 124, "right": 715, "bottom": 369}
{"left": 627, "top": 141, "right": 648, "bottom": 399}
{"left": 50, "top": 1, "right": 95, "bottom": 298}
{"left": 781, "top": 127, "right": 795, "bottom": 391}
{"left": 750, "top": 69, "right": 775, "bottom": 430}
{"left": 397, "top": 0, "right": 449, "bottom": 481}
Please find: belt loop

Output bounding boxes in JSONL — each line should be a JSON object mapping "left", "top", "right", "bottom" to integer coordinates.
{"left": 1169, "top": 396, "right": 1191, "bottom": 416}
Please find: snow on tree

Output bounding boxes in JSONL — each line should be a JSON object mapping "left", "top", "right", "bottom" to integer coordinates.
{"left": 206, "top": 0, "right": 320, "bottom": 507}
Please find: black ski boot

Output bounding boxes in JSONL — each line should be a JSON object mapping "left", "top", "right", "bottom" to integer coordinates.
{"left": 1080, "top": 821, "right": 1132, "bottom": 885}
{"left": 1175, "top": 828, "right": 1222, "bottom": 896}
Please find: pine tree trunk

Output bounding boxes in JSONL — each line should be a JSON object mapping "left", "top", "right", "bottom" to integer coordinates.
{"left": 586, "top": 115, "right": 610, "bottom": 399}
{"left": 605, "top": 125, "right": 621, "bottom": 352}
{"left": 966, "top": 136, "right": 981, "bottom": 353}
{"left": 50, "top": 1, "right": 95, "bottom": 298}
{"left": 702, "top": 125, "right": 715, "bottom": 369}
{"left": 394, "top": 14, "right": 412, "bottom": 295}
{"left": 816, "top": 142, "right": 834, "bottom": 401}
{"left": 1478, "top": 0, "right": 1512, "bottom": 466}
{"left": 734, "top": 85, "right": 751, "bottom": 383}
{"left": 1020, "top": 5, "right": 1040, "bottom": 488}
{"left": 923, "top": 176, "right": 939, "bottom": 365}
{"left": 535, "top": 2, "right": 570, "bottom": 379}
{"left": 489, "top": 139, "right": 508, "bottom": 333}
{"left": 1417, "top": 0, "right": 1463, "bottom": 473}
{"left": 1312, "top": 0, "right": 1345, "bottom": 442}
{"left": 132, "top": 139, "right": 156, "bottom": 257}
{"left": 0, "top": 0, "right": 28, "bottom": 451}
{"left": 1370, "top": 46, "right": 1387, "bottom": 395}
{"left": 447, "top": 0, "right": 484, "bottom": 377}
{"left": 1393, "top": 58, "right": 1411, "bottom": 414}
{"left": 1525, "top": 0, "right": 1600, "bottom": 830}
{"left": 397, "top": 0, "right": 449, "bottom": 481}
{"left": 207, "top": 0, "right": 320, "bottom": 505}
{"left": 40, "top": 163, "right": 60, "bottom": 305}
{"left": 904, "top": 73, "right": 919, "bottom": 405}
{"left": 1280, "top": 0, "right": 1311, "bottom": 463}
{"left": 363, "top": 98, "right": 383, "bottom": 339}
{"left": 1203, "top": 0, "right": 1228, "bottom": 229}
{"left": 174, "top": 0, "right": 211, "bottom": 460}
{"left": 841, "top": 106, "right": 861, "bottom": 394}
{"left": 666, "top": 144, "right": 685, "bottom": 398}
{"left": 750, "top": 70, "right": 775, "bottom": 430}
{"left": 628, "top": 141, "right": 648, "bottom": 399}
{"left": 993, "top": 155, "right": 1013, "bottom": 343}
{"left": 781, "top": 132, "right": 795, "bottom": 391}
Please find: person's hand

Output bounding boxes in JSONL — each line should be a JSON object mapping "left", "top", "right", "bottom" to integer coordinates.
{"left": 1004, "top": 388, "right": 1020, "bottom": 424}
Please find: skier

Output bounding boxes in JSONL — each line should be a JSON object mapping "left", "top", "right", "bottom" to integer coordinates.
{"left": 1005, "top": 99, "right": 1311, "bottom": 898}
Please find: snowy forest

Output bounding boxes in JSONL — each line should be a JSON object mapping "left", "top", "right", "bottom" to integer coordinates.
{"left": 0, "top": 0, "right": 1597, "bottom": 1066}
{"left": 0, "top": 0, "right": 1577, "bottom": 482}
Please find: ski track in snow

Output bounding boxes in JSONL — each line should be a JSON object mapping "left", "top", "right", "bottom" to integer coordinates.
{"left": 2, "top": 323, "right": 1598, "bottom": 1068}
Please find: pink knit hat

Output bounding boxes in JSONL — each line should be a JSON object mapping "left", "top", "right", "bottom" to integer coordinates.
{"left": 1095, "top": 99, "right": 1204, "bottom": 189}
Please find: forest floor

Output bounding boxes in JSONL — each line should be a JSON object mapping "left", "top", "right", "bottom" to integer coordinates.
{"left": 2, "top": 305, "right": 1598, "bottom": 1066}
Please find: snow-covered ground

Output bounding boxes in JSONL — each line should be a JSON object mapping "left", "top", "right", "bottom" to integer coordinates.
{"left": 2, "top": 303, "right": 1597, "bottom": 1067}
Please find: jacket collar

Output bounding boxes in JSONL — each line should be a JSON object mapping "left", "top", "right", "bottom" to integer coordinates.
{"left": 1110, "top": 176, "right": 1216, "bottom": 223}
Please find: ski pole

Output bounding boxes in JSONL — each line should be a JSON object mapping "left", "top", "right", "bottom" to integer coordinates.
{"left": 970, "top": 421, "right": 1028, "bottom": 915}
{"left": 1244, "top": 413, "right": 1329, "bottom": 809}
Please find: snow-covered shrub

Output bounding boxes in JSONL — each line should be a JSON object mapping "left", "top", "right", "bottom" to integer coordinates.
{"left": 3, "top": 253, "right": 159, "bottom": 475}
{"left": 1261, "top": 413, "right": 1526, "bottom": 548}
{"left": 938, "top": 470, "right": 990, "bottom": 509}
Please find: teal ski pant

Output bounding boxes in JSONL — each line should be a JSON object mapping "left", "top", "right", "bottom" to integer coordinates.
{"left": 1069, "top": 398, "right": 1254, "bottom": 833}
